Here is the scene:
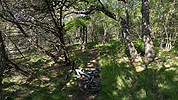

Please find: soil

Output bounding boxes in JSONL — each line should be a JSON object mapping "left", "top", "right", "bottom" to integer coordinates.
{"left": 68, "top": 47, "right": 101, "bottom": 100}
{"left": 3, "top": 46, "right": 102, "bottom": 100}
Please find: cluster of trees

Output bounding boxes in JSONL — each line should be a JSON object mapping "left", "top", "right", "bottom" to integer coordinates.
{"left": 0, "top": 0, "right": 177, "bottom": 99}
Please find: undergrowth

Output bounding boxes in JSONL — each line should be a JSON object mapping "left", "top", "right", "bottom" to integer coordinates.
{"left": 94, "top": 41, "right": 178, "bottom": 100}
{"left": 2, "top": 40, "right": 178, "bottom": 100}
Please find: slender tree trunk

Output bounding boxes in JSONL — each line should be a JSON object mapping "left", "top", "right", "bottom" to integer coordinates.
{"left": 6, "top": 59, "right": 33, "bottom": 77}
{"left": 82, "top": 26, "right": 85, "bottom": 44}
{"left": 120, "top": 0, "right": 139, "bottom": 58}
{"left": 58, "top": 29, "right": 70, "bottom": 64}
{"left": 75, "top": 30, "right": 78, "bottom": 42}
{"left": 15, "top": 23, "right": 58, "bottom": 61}
{"left": 85, "top": 26, "right": 87, "bottom": 43}
{"left": 142, "top": 0, "right": 155, "bottom": 61}
{"left": 157, "top": 0, "right": 169, "bottom": 50}
{"left": 95, "top": 1, "right": 139, "bottom": 58}
{"left": 103, "top": 23, "right": 107, "bottom": 44}
{"left": 83, "top": 26, "right": 85, "bottom": 49}
{"left": 80, "top": 27, "right": 85, "bottom": 50}
{"left": 4, "top": 33, "right": 25, "bottom": 59}
{"left": 121, "top": 19, "right": 138, "bottom": 58}
{"left": 45, "top": 0, "right": 70, "bottom": 64}
{"left": 91, "top": 24, "right": 94, "bottom": 42}
{"left": 80, "top": 27, "right": 82, "bottom": 49}
{"left": 5, "top": 9, "right": 58, "bottom": 61}
{"left": 125, "top": 0, "right": 129, "bottom": 25}
{"left": 172, "top": 27, "right": 177, "bottom": 46}
{"left": 0, "top": 28, "right": 6, "bottom": 100}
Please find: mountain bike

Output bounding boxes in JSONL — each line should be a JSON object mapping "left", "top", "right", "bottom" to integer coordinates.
{"left": 66, "top": 61, "right": 102, "bottom": 92}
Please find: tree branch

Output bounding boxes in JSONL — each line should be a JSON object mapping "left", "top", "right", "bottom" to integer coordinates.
{"left": 64, "top": 5, "right": 122, "bottom": 22}
{"left": 118, "top": 0, "right": 126, "bottom": 3}
{"left": 7, "top": 59, "right": 34, "bottom": 78}
{"left": 98, "top": 0, "right": 105, "bottom": 9}
{"left": 3, "top": 32, "right": 26, "bottom": 59}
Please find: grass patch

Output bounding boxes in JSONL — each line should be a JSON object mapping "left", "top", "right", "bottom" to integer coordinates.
{"left": 3, "top": 41, "right": 178, "bottom": 100}
{"left": 95, "top": 41, "right": 178, "bottom": 100}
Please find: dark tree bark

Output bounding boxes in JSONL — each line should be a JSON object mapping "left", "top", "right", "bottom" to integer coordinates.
{"left": 80, "top": 27, "right": 85, "bottom": 50}
{"left": 0, "top": 26, "right": 34, "bottom": 82}
{"left": 6, "top": 59, "right": 34, "bottom": 78}
{"left": 82, "top": 26, "right": 85, "bottom": 44}
{"left": 0, "top": 28, "right": 6, "bottom": 100}
{"left": 58, "top": 29, "right": 70, "bottom": 64}
{"left": 75, "top": 30, "right": 79, "bottom": 42}
{"left": 85, "top": 26, "right": 88, "bottom": 43}
{"left": 125, "top": 0, "right": 129, "bottom": 25}
{"left": 45, "top": 0, "right": 70, "bottom": 64}
{"left": 141, "top": 0, "right": 155, "bottom": 61}
{"left": 121, "top": 20, "right": 138, "bottom": 58}
{"left": 98, "top": 0, "right": 138, "bottom": 58}
{"left": 15, "top": 22, "right": 58, "bottom": 62}
{"left": 4, "top": 33, "right": 25, "bottom": 59}
{"left": 1, "top": 1, "right": 58, "bottom": 62}
{"left": 91, "top": 23, "right": 94, "bottom": 42}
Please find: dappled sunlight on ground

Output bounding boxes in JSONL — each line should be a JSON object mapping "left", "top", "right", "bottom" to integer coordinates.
{"left": 3, "top": 41, "right": 178, "bottom": 100}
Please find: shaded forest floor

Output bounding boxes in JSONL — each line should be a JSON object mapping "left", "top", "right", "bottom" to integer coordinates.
{"left": 2, "top": 41, "right": 178, "bottom": 100}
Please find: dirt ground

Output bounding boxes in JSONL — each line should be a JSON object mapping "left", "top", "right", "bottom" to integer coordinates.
{"left": 68, "top": 47, "right": 102, "bottom": 100}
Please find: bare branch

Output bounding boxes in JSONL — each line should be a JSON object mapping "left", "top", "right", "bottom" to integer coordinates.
{"left": 98, "top": 0, "right": 105, "bottom": 9}
{"left": 64, "top": 5, "right": 122, "bottom": 22}
{"left": 118, "top": 0, "right": 127, "bottom": 3}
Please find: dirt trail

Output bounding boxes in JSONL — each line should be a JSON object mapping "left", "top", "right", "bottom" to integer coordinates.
{"left": 68, "top": 47, "right": 100, "bottom": 100}
{"left": 86, "top": 47, "right": 99, "bottom": 68}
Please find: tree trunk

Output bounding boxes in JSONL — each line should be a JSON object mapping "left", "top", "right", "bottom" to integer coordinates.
{"left": 125, "top": 0, "right": 129, "bottom": 25}
{"left": 4, "top": 33, "right": 25, "bottom": 59}
{"left": 58, "top": 29, "right": 70, "bottom": 64}
{"left": 91, "top": 24, "right": 94, "bottom": 42}
{"left": 85, "top": 26, "right": 87, "bottom": 43}
{"left": 121, "top": 19, "right": 138, "bottom": 58}
{"left": 157, "top": 0, "right": 169, "bottom": 50}
{"left": 0, "top": 28, "right": 6, "bottom": 100}
{"left": 75, "top": 30, "right": 77, "bottom": 42}
{"left": 15, "top": 23, "right": 58, "bottom": 62}
{"left": 91, "top": 4, "right": 139, "bottom": 58}
{"left": 142, "top": 0, "right": 155, "bottom": 61}
{"left": 45, "top": 0, "right": 70, "bottom": 64}
{"left": 6, "top": 10, "right": 58, "bottom": 62}
{"left": 80, "top": 27, "right": 85, "bottom": 50}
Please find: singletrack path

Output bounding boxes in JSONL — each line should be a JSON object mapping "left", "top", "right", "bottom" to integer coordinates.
{"left": 68, "top": 47, "right": 101, "bottom": 100}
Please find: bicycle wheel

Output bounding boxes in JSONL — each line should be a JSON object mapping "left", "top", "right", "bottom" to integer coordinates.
{"left": 83, "top": 67, "right": 101, "bottom": 77}
{"left": 78, "top": 79, "right": 102, "bottom": 92}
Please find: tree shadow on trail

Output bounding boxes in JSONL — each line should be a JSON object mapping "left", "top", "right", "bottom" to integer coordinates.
{"left": 99, "top": 58, "right": 178, "bottom": 100}
{"left": 94, "top": 40, "right": 178, "bottom": 100}
{"left": 3, "top": 41, "right": 178, "bottom": 100}
{"left": 3, "top": 56, "right": 70, "bottom": 100}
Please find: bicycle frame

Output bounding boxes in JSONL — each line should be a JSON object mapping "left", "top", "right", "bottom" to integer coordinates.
{"left": 75, "top": 68, "right": 95, "bottom": 81}
{"left": 70, "top": 61, "right": 99, "bottom": 80}
{"left": 71, "top": 62, "right": 95, "bottom": 79}
{"left": 66, "top": 61, "right": 102, "bottom": 92}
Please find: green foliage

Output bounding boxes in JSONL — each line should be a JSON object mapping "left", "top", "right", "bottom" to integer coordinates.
{"left": 63, "top": 17, "right": 90, "bottom": 33}
{"left": 159, "top": 47, "right": 178, "bottom": 63}
{"left": 3, "top": 39, "right": 178, "bottom": 99}
{"left": 3, "top": 51, "right": 68, "bottom": 100}
{"left": 133, "top": 38, "right": 145, "bottom": 56}
{"left": 72, "top": 48, "right": 90, "bottom": 67}
{"left": 95, "top": 41, "right": 178, "bottom": 100}
{"left": 2, "top": 0, "right": 178, "bottom": 99}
